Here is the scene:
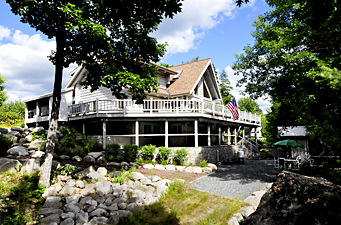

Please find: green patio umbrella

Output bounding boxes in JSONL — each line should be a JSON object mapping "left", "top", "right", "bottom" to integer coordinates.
{"left": 274, "top": 139, "right": 303, "bottom": 148}
{"left": 274, "top": 139, "right": 303, "bottom": 158}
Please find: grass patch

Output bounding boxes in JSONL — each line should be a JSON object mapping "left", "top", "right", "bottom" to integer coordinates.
{"left": 119, "top": 180, "right": 245, "bottom": 225}
{"left": 0, "top": 172, "right": 45, "bottom": 224}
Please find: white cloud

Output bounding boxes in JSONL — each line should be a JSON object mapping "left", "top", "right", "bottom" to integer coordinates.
{"left": 0, "top": 25, "right": 10, "bottom": 41}
{"left": 224, "top": 65, "right": 271, "bottom": 113}
{"left": 0, "top": 28, "right": 76, "bottom": 102}
{"left": 153, "top": 0, "right": 237, "bottom": 54}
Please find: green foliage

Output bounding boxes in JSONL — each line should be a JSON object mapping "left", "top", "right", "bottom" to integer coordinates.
{"left": 56, "top": 125, "right": 101, "bottom": 157}
{"left": 0, "top": 172, "right": 45, "bottom": 224}
{"left": 0, "top": 74, "right": 8, "bottom": 107}
{"left": 111, "top": 167, "right": 136, "bottom": 185}
{"left": 199, "top": 160, "right": 208, "bottom": 167}
{"left": 157, "top": 146, "right": 172, "bottom": 164}
{"left": 123, "top": 144, "right": 139, "bottom": 162}
{"left": 140, "top": 144, "right": 156, "bottom": 161}
{"left": 0, "top": 111, "right": 24, "bottom": 128}
{"left": 174, "top": 148, "right": 188, "bottom": 165}
{"left": 51, "top": 164, "right": 81, "bottom": 181}
{"left": 0, "top": 134, "right": 12, "bottom": 155}
{"left": 32, "top": 129, "right": 47, "bottom": 141}
{"left": 40, "top": 142, "right": 46, "bottom": 151}
{"left": 237, "top": 97, "right": 262, "bottom": 115}
{"left": 233, "top": 0, "right": 341, "bottom": 154}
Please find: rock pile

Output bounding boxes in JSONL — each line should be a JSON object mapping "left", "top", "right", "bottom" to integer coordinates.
{"left": 242, "top": 171, "right": 341, "bottom": 225}
{"left": 41, "top": 166, "right": 177, "bottom": 225}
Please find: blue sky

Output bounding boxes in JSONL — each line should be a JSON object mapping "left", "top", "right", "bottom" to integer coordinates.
{"left": 0, "top": 0, "right": 271, "bottom": 112}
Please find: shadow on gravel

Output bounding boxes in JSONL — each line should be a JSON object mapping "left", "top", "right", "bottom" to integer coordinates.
{"left": 208, "top": 160, "right": 279, "bottom": 184}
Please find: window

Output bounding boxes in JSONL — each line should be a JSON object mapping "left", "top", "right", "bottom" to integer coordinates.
{"left": 144, "top": 125, "right": 152, "bottom": 134}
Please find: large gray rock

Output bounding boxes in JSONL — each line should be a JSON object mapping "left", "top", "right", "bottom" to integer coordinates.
{"left": 0, "top": 127, "right": 9, "bottom": 133}
{"left": 40, "top": 213, "right": 61, "bottom": 225}
{"left": 60, "top": 218, "right": 75, "bottom": 225}
{"left": 21, "top": 158, "right": 41, "bottom": 174}
{"left": 83, "top": 155, "right": 95, "bottom": 163}
{"left": 7, "top": 145, "right": 29, "bottom": 156}
{"left": 11, "top": 127, "right": 24, "bottom": 132}
{"left": 76, "top": 211, "right": 89, "bottom": 224}
{"left": 87, "top": 152, "right": 103, "bottom": 159}
{"left": 0, "top": 158, "right": 21, "bottom": 173}
{"left": 242, "top": 171, "right": 341, "bottom": 225}
{"left": 30, "top": 150, "right": 45, "bottom": 158}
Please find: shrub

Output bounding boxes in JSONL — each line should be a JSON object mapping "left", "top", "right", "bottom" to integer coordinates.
{"left": 123, "top": 144, "right": 139, "bottom": 162}
{"left": 106, "top": 143, "right": 121, "bottom": 156}
{"left": 32, "top": 129, "right": 47, "bottom": 141}
{"left": 140, "top": 144, "right": 156, "bottom": 161}
{"left": 174, "top": 148, "right": 188, "bottom": 165}
{"left": 199, "top": 160, "right": 208, "bottom": 167}
{"left": 157, "top": 146, "right": 172, "bottom": 163}
{"left": 0, "top": 134, "right": 12, "bottom": 156}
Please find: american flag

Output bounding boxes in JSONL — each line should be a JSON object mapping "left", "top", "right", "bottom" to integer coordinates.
{"left": 226, "top": 98, "right": 239, "bottom": 121}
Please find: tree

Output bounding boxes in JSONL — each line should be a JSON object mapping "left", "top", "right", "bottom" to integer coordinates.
{"left": 7, "top": 0, "right": 183, "bottom": 187}
{"left": 181, "top": 56, "right": 200, "bottom": 64}
{"left": 233, "top": 0, "right": 341, "bottom": 154}
{"left": 0, "top": 74, "right": 8, "bottom": 107}
{"left": 218, "top": 69, "right": 234, "bottom": 105}
{"left": 237, "top": 97, "right": 262, "bottom": 115}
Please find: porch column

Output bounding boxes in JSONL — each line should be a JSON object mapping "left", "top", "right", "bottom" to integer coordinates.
{"left": 234, "top": 127, "right": 237, "bottom": 145}
{"left": 255, "top": 127, "right": 257, "bottom": 144}
{"left": 165, "top": 120, "right": 169, "bottom": 148}
{"left": 25, "top": 104, "right": 28, "bottom": 128}
{"left": 227, "top": 126, "right": 231, "bottom": 145}
{"left": 35, "top": 101, "right": 39, "bottom": 127}
{"left": 242, "top": 127, "right": 245, "bottom": 139}
{"left": 218, "top": 124, "right": 221, "bottom": 145}
{"left": 207, "top": 123, "right": 211, "bottom": 147}
{"left": 135, "top": 121, "right": 139, "bottom": 146}
{"left": 102, "top": 119, "right": 107, "bottom": 149}
{"left": 195, "top": 120, "right": 198, "bottom": 147}
{"left": 83, "top": 123, "right": 85, "bottom": 134}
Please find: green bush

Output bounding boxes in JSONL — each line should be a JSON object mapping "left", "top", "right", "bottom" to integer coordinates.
{"left": 199, "top": 160, "right": 208, "bottom": 167}
{"left": 106, "top": 143, "right": 121, "bottom": 156}
{"left": 140, "top": 144, "right": 156, "bottom": 161}
{"left": 123, "top": 144, "right": 139, "bottom": 162}
{"left": 174, "top": 148, "right": 188, "bottom": 165}
{"left": 157, "top": 146, "right": 172, "bottom": 164}
{"left": 32, "top": 129, "right": 47, "bottom": 141}
{"left": 0, "top": 134, "right": 12, "bottom": 156}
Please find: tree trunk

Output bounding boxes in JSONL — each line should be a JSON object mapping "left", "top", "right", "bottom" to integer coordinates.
{"left": 39, "top": 29, "right": 65, "bottom": 188}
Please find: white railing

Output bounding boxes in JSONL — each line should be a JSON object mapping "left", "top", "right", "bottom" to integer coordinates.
{"left": 68, "top": 99, "right": 261, "bottom": 124}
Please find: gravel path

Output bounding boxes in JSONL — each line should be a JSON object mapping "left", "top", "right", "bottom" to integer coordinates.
{"left": 189, "top": 160, "right": 279, "bottom": 200}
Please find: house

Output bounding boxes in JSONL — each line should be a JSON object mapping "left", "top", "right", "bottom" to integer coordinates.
{"left": 277, "top": 126, "right": 310, "bottom": 158}
{"left": 23, "top": 58, "right": 261, "bottom": 152}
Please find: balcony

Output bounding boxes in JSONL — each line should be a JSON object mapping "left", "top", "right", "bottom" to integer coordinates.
{"left": 68, "top": 99, "right": 261, "bottom": 125}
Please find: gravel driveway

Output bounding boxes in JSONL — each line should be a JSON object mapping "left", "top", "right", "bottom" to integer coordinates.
{"left": 189, "top": 160, "right": 279, "bottom": 200}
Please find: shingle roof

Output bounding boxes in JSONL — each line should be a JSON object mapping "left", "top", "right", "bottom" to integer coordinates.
{"left": 166, "top": 58, "right": 211, "bottom": 95}
{"left": 278, "top": 126, "right": 308, "bottom": 137}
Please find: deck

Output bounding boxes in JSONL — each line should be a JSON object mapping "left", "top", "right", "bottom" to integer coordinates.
{"left": 67, "top": 99, "right": 261, "bottom": 125}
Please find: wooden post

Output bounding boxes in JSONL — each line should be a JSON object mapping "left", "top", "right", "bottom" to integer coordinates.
{"left": 150, "top": 97, "right": 153, "bottom": 114}
{"left": 195, "top": 120, "right": 198, "bottom": 147}
{"left": 83, "top": 123, "right": 85, "bottom": 134}
{"left": 228, "top": 126, "right": 231, "bottom": 145}
{"left": 96, "top": 98, "right": 99, "bottom": 117}
{"left": 135, "top": 121, "right": 139, "bottom": 146}
{"left": 165, "top": 120, "right": 169, "bottom": 148}
{"left": 102, "top": 119, "right": 106, "bottom": 150}
{"left": 234, "top": 127, "right": 237, "bottom": 145}
{"left": 176, "top": 97, "right": 179, "bottom": 114}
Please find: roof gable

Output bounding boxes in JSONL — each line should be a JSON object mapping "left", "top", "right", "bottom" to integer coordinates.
{"left": 167, "top": 58, "right": 221, "bottom": 100}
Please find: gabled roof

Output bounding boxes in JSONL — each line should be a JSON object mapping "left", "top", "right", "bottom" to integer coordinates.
{"left": 278, "top": 126, "right": 308, "bottom": 137}
{"left": 167, "top": 58, "right": 212, "bottom": 96}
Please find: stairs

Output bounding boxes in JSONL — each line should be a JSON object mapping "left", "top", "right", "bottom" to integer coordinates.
{"left": 237, "top": 136, "right": 263, "bottom": 159}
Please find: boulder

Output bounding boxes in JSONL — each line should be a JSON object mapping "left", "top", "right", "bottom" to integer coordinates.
{"left": 97, "top": 156, "right": 108, "bottom": 164}
{"left": 7, "top": 146, "right": 29, "bottom": 156}
{"left": 242, "top": 171, "right": 341, "bottom": 225}
{"left": 72, "top": 155, "right": 82, "bottom": 162}
{"left": 0, "top": 158, "right": 21, "bottom": 173}
{"left": 155, "top": 164, "right": 166, "bottom": 170}
{"left": 207, "top": 163, "right": 217, "bottom": 171}
{"left": 21, "top": 158, "right": 41, "bottom": 174}
{"left": 87, "top": 152, "right": 103, "bottom": 159}
{"left": 0, "top": 127, "right": 9, "bottom": 133}
{"left": 165, "top": 165, "right": 176, "bottom": 171}
{"left": 143, "top": 164, "right": 154, "bottom": 169}
{"left": 33, "top": 126, "right": 44, "bottom": 133}
{"left": 83, "top": 155, "right": 95, "bottom": 163}
{"left": 30, "top": 150, "right": 45, "bottom": 158}
{"left": 11, "top": 127, "right": 24, "bottom": 132}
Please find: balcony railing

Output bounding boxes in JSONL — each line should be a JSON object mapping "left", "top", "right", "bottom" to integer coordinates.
{"left": 68, "top": 99, "right": 261, "bottom": 125}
